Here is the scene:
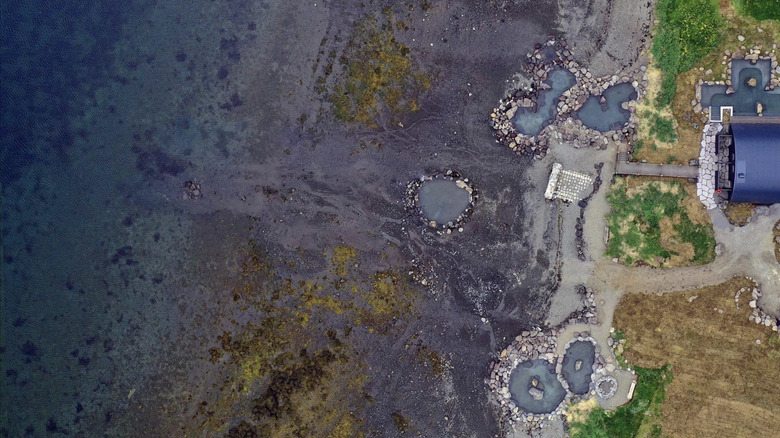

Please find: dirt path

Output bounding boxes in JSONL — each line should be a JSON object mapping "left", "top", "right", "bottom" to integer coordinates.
{"left": 544, "top": 138, "right": 780, "bottom": 415}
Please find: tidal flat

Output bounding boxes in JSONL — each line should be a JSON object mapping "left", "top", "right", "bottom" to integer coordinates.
{"left": 1, "top": 0, "right": 644, "bottom": 436}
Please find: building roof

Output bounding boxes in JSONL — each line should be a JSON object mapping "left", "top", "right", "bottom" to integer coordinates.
{"left": 730, "top": 122, "right": 780, "bottom": 204}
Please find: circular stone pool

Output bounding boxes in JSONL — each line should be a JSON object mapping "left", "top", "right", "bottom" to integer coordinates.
{"left": 417, "top": 179, "right": 471, "bottom": 225}
{"left": 508, "top": 359, "right": 567, "bottom": 414}
{"left": 561, "top": 340, "right": 596, "bottom": 394}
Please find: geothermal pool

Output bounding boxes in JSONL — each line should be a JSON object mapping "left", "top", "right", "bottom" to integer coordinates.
{"left": 508, "top": 359, "right": 567, "bottom": 414}
{"left": 575, "top": 82, "right": 636, "bottom": 132}
{"left": 512, "top": 69, "right": 576, "bottom": 136}
{"left": 418, "top": 179, "right": 471, "bottom": 225}
{"left": 561, "top": 340, "right": 596, "bottom": 395}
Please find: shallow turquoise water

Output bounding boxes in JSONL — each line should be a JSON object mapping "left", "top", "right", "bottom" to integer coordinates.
{"left": 575, "top": 82, "right": 636, "bottom": 132}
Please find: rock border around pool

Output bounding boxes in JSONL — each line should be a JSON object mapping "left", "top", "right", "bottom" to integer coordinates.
{"left": 490, "top": 38, "right": 647, "bottom": 160}
{"left": 488, "top": 287, "right": 606, "bottom": 434}
{"left": 404, "top": 170, "right": 478, "bottom": 235}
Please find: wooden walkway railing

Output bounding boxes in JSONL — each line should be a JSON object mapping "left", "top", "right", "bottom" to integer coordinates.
{"left": 614, "top": 154, "right": 698, "bottom": 179}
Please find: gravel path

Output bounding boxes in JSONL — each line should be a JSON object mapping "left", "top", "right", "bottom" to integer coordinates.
{"left": 544, "top": 137, "right": 780, "bottom": 415}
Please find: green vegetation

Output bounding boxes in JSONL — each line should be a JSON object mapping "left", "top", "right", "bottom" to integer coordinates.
{"left": 733, "top": 0, "right": 780, "bottom": 21}
{"left": 330, "top": 10, "right": 430, "bottom": 127}
{"left": 633, "top": 139, "right": 644, "bottom": 155}
{"left": 570, "top": 366, "right": 672, "bottom": 438}
{"left": 606, "top": 178, "right": 715, "bottom": 267}
{"left": 647, "top": 111, "right": 678, "bottom": 143}
{"left": 652, "top": 0, "right": 722, "bottom": 107}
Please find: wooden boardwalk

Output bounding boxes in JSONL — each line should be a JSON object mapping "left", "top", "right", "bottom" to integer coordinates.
{"left": 614, "top": 153, "right": 698, "bottom": 179}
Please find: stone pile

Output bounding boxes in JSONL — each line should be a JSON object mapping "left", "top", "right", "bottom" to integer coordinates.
{"left": 404, "top": 170, "right": 477, "bottom": 235}
{"left": 183, "top": 180, "right": 203, "bottom": 199}
{"left": 561, "top": 285, "right": 598, "bottom": 325}
{"left": 696, "top": 123, "right": 722, "bottom": 210}
{"left": 489, "top": 38, "right": 647, "bottom": 160}
{"left": 736, "top": 286, "right": 779, "bottom": 332}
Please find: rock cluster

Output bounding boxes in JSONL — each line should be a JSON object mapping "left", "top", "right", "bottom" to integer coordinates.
{"left": 561, "top": 285, "right": 599, "bottom": 326}
{"left": 183, "top": 180, "right": 203, "bottom": 199}
{"left": 404, "top": 170, "right": 477, "bottom": 235}
{"left": 489, "top": 38, "right": 647, "bottom": 160}
{"left": 736, "top": 286, "right": 779, "bottom": 332}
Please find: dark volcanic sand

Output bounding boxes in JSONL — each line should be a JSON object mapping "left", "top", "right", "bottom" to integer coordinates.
{"left": 0, "top": 0, "right": 632, "bottom": 436}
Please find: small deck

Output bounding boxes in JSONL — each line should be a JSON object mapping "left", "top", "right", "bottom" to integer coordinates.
{"left": 615, "top": 153, "right": 699, "bottom": 179}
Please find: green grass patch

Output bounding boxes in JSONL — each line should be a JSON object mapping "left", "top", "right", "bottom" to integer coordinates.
{"left": 569, "top": 366, "right": 673, "bottom": 438}
{"left": 606, "top": 178, "right": 715, "bottom": 267}
{"left": 652, "top": 0, "right": 722, "bottom": 107}
{"left": 647, "top": 111, "right": 678, "bottom": 143}
{"left": 733, "top": 0, "right": 780, "bottom": 21}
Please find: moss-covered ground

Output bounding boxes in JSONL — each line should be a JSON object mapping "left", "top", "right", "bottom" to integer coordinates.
{"left": 195, "top": 242, "right": 435, "bottom": 437}
{"left": 328, "top": 9, "right": 430, "bottom": 128}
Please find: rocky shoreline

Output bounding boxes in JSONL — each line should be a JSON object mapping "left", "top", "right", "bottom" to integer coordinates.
{"left": 489, "top": 38, "right": 648, "bottom": 160}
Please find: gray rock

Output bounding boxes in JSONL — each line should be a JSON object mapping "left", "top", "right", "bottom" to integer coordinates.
{"left": 528, "top": 387, "right": 544, "bottom": 400}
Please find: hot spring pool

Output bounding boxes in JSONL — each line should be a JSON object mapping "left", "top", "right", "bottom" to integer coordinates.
{"left": 417, "top": 179, "right": 471, "bottom": 225}
{"left": 512, "top": 69, "right": 576, "bottom": 136}
{"left": 508, "top": 359, "right": 567, "bottom": 414}
{"left": 575, "top": 82, "right": 636, "bottom": 132}
{"left": 561, "top": 340, "right": 596, "bottom": 395}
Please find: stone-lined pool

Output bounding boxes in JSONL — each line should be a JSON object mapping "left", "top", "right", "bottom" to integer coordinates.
{"left": 512, "top": 69, "right": 576, "bottom": 136}
{"left": 575, "top": 82, "right": 636, "bottom": 132}
{"left": 561, "top": 340, "right": 596, "bottom": 394}
{"left": 508, "top": 359, "right": 567, "bottom": 414}
{"left": 709, "top": 67, "right": 780, "bottom": 116}
{"left": 417, "top": 179, "right": 471, "bottom": 225}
